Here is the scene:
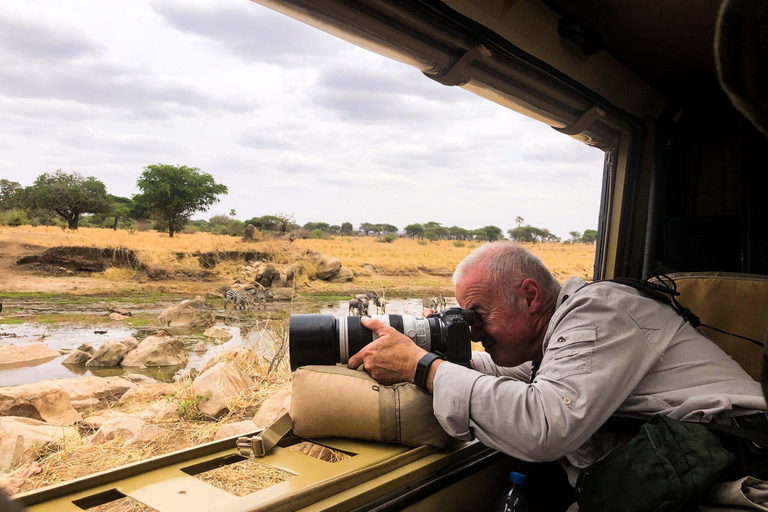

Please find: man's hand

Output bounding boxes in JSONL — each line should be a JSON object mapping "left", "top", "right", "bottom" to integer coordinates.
{"left": 347, "top": 316, "right": 427, "bottom": 385}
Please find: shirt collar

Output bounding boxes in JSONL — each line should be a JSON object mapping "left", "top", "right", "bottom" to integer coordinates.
{"left": 557, "top": 277, "right": 588, "bottom": 308}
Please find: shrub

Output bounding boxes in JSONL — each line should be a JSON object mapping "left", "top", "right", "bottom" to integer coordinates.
{"left": 417, "top": 239, "right": 428, "bottom": 246}
{"left": 182, "top": 225, "right": 199, "bottom": 234}
{"left": 453, "top": 240, "right": 466, "bottom": 247}
{"left": 0, "top": 208, "right": 28, "bottom": 226}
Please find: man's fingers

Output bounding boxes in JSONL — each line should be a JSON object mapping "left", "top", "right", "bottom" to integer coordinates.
{"left": 347, "top": 350, "right": 364, "bottom": 369}
{"left": 360, "top": 316, "right": 393, "bottom": 336}
{"left": 422, "top": 308, "right": 434, "bottom": 318}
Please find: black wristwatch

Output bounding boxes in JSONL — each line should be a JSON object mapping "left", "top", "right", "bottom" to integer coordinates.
{"left": 414, "top": 352, "right": 443, "bottom": 392}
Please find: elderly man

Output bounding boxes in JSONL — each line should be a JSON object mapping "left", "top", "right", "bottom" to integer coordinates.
{"left": 347, "top": 242, "right": 766, "bottom": 484}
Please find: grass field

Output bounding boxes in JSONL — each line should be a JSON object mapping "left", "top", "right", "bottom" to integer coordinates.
{"left": 0, "top": 226, "right": 596, "bottom": 286}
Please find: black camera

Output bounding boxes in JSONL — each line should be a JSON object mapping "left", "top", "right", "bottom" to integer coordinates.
{"left": 289, "top": 307, "right": 475, "bottom": 371}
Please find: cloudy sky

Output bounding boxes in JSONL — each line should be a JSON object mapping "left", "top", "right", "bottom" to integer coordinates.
{"left": 0, "top": 0, "right": 605, "bottom": 238}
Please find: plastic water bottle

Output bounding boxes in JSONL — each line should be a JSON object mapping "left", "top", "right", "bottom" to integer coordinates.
{"left": 495, "top": 471, "right": 528, "bottom": 512}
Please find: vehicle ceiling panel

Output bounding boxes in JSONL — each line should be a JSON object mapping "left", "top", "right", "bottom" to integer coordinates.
{"left": 546, "top": 0, "right": 723, "bottom": 89}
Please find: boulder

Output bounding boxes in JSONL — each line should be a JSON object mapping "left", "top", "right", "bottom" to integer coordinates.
{"left": 0, "top": 417, "right": 77, "bottom": 471}
{"left": 62, "top": 349, "right": 92, "bottom": 365}
{"left": 259, "top": 264, "right": 277, "bottom": 288}
{"left": 120, "top": 373, "right": 158, "bottom": 385}
{"left": 271, "top": 287, "right": 294, "bottom": 301}
{"left": 80, "top": 411, "right": 135, "bottom": 430}
{"left": 119, "top": 382, "right": 174, "bottom": 406}
{"left": 200, "top": 346, "right": 252, "bottom": 374}
{"left": 0, "top": 384, "right": 81, "bottom": 425}
{"left": 275, "top": 272, "right": 288, "bottom": 288}
{"left": 214, "top": 420, "right": 258, "bottom": 440}
{"left": 121, "top": 335, "right": 188, "bottom": 367}
{"left": 192, "top": 341, "right": 207, "bottom": 353}
{"left": 137, "top": 401, "right": 178, "bottom": 421}
{"left": 153, "top": 296, "right": 214, "bottom": 334}
{"left": 192, "top": 362, "right": 256, "bottom": 418}
{"left": 85, "top": 340, "right": 129, "bottom": 367}
{"left": 121, "top": 336, "right": 138, "bottom": 350}
{"left": 204, "top": 326, "right": 233, "bottom": 341}
{"left": 0, "top": 344, "right": 59, "bottom": 367}
{"left": 47, "top": 376, "right": 135, "bottom": 409}
{"left": 289, "top": 441, "right": 337, "bottom": 462}
{"left": 107, "top": 305, "right": 132, "bottom": 317}
{"left": 90, "top": 416, "right": 169, "bottom": 447}
{"left": 108, "top": 312, "right": 125, "bottom": 321}
{"left": 173, "top": 368, "right": 198, "bottom": 382}
{"left": 315, "top": 256, "right": 342, "bottom": 280}
{"left": 242, "top": 224, "right": 257, "bottom": 241}
{"left": 329, "top": 266, "right": 354, "bottom": 283}
{"left": 0, "top": 461, "right": 42, "bottom": 494}
{"left": 253, "top": 389, "right": 291, "bottom": 428}
{"left": 284, "top": 263, "right": 302, "bottom": 281}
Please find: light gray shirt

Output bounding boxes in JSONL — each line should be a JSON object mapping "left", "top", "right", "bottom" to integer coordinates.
{"left": 432, "top": 277, "right": 766, "bottom": 483}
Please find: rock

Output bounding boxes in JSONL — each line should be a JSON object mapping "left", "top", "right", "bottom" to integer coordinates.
{"left": 137, "top": 401, "right": 178, "bottom": 420}
{"left": 76, "top": 343, "right": 95, "bottom": 355}
{"left": 275, "top": 272, "right": 288, "bottom": 288}
{"left": 59, "top": 348, "right": 72, "bottom": 355}
{"left": 214, "top": 420, "right": 258, "bottom": 440}
{"left": 258, "top": 264, "right": 277, "bottom": 288}
{"left": 153, "top": 296, "right": 214, "bottom": 334}
{"left": 62, "top": 349, "right": 92, "bottom": 365}
{"left": 121, "top": 336, "right": 138, "bottom": 350}
{"left": 121, "top": 335, "right": 188, "bottom": 367}
{"left": 0, "top": 417, "right": 78, "bottom": 471}
{"left": 204, "top": 326, "right": 233, "bottom": 341}
{"left": 0, "top": 384, "right": 81, "bottom": 425}
{"left": 309, "top": 251, "right": 325, "bottom": 264}
{"left": 119, "top": 382, "right": 174, "bottom": 406}
{"left": 271, "top": 287, "right": 294, "bottom": 301}
{"left": 80, "top": 411, "right": 134, "bottom": 430}
{"left": 284, "top": 263, "right": 302, "bottom": 280}
{"left": 329, "top": 266, "right": 354, "bottom": 283}
{"left": 109, "top": 312, "right": 125, "bottom": 321}
{"left": 0, "top": 344, "right": 60, "bottom": 367}
{"left": 107, "top": 305, "right": 132, "bottom": 317}
{"left": 252, "top": 389, "right": 291, "bottom": 428}
{"left": 206, "top": 291, "right": 224, "bottom": 299}
{"left": 200, "top": 346, "right": 252, "bottom": 374}
{"left": 71, "top": 398, "right": 101, "bottom": 410}
{"left": 242, "top": 224, "right": 257, "bottom": 241}
{"left": 315, "top": 256, "right": 342, "bottom": 280}
{"left": 90, "top": 416, "right": 168, "bottom": 447}
{"left": 173, "top": 368, "right": 198, "bottom": 382}
{"left": 193, "top": 341, "right": 207, "bottom": 353}
{"left": 85, "top": 340, "right": 129, "bottom": 367}
{"left": 47, "top": 376, "right": 135, "bottom": 409}
{"left": 192, "top": 362, "right": 256, "bottom": 418}
{"left": 0, "top": 461, "right": 42, "bottom": 494}
{"left": 289, "top": 441, "right": 337, "bottom": 462}
{"left": 120, "top": 373, "right": 157, "bottom": 385}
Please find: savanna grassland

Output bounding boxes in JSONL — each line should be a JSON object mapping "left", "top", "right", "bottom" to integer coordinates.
{"left": 0, "top": 225, "right": 596, "bottom": 298}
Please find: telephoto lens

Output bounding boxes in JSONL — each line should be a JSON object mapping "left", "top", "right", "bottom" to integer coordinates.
{"left": 289, "top": 308, "right": 475, "bottom": 370}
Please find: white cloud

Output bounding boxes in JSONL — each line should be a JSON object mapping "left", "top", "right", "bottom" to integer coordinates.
{"left": 0, "top": 0, "right": 606, "bottom": 238}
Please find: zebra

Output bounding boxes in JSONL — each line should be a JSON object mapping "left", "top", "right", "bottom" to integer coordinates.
{"left": 224, "top": 290, "right": 252, "bottom": 310}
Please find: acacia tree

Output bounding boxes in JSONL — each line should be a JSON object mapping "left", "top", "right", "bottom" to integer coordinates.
{"left": 135, "top": 164, "right": 227, "bottom": 237}
{"left": 31, "top": 170, "right": 109, "bottom": 229}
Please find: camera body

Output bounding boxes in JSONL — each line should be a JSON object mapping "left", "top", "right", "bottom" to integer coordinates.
{"left": 289, "top": 307, "right": 475, "bottom": 371}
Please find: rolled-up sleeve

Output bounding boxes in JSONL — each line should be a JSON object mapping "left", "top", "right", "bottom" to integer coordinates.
{"left": 432, "top": 289, "right": 666, "bottom": 462}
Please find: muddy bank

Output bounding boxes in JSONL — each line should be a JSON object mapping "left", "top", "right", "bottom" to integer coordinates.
{"left": 17, "top": 246, "right": 143, "bottom": 272}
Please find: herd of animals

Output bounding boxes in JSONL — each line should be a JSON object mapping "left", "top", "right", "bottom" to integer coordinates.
{"left": 223, "top": 288, "right": 448, "bottom": 317}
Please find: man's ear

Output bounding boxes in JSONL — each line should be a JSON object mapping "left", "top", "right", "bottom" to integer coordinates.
{"left": 519, "top": 278, "right": 543, "bottom": 312}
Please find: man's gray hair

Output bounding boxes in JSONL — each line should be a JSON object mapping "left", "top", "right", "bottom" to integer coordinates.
{"left": 453, "top": 243, "right": 562, "bottom": 310}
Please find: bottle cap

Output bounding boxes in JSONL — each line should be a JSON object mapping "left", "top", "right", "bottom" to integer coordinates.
{"left": 509, "top": 472, "right": 527, "bottom": 485}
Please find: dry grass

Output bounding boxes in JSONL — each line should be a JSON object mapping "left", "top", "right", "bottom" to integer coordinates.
{"left": 194, "top": 458, "right": 294, "bottom": 497}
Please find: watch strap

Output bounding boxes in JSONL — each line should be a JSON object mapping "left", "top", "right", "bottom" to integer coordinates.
{"left": 414, "top": 352, "right": 442, "bottom": 391}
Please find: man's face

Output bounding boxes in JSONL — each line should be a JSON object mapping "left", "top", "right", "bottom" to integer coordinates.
{"left": 455, "top": 265, "right": 537, "bottom": 367}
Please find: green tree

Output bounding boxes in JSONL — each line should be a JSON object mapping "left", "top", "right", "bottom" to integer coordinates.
{"left": 275, "top": 212, "right": 296, "bottom": 235}
{"left": 31, "top": 170, "right": 109, "bottom": 229}
{"left": 405, "top": 223, "right": 424, "bottom": 238}
{"left": 135, "top": 164, "right": 227, "bottom": 237}
{"left": 245, "top": 215, "right": 280, "bottom": 232}
{"left": 360, "top": 222, "right": 373, "bottom": 236}
{"left": 515, "top": 216, "right": 524, "bottom": 227}
{"left": 569, "top": 231, "right": 582, "bottom": 243}
{"left": 0, "top": 180, "right": 21, "bottom": 210}
{"left": 105, "top": 195, "right": 133, "bottom": 230}
{"left": 581, "top": 229, "right": 598, "bottom": 244}
{"left": 381, "top": 223, "right": 398, "bottom": 234}
{"left": 340, "top": 222, "right": 354, "bottom": 235}
{"left": 482, "top": 225, "right": 503, "bottom": 242}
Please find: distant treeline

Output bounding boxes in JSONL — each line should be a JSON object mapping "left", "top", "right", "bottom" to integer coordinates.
{"left": 0, "top": 172, "right": 596, "bottom": 243}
